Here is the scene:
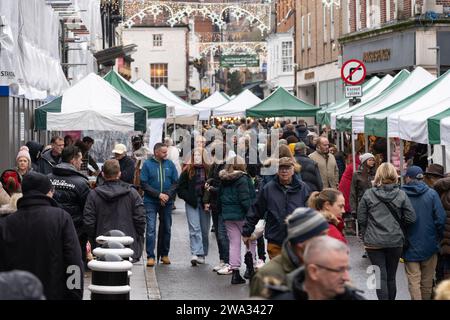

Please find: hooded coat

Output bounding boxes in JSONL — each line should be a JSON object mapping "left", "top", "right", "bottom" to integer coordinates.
{"left": 26, "top": 141, "right": 44, "bottom": 172}
{"left": 83, "top": 180, "right": 146, "bottom": 261}
{"left": 242, "top": 175, "right": 311, "bottom": 246}
{"left": 37, "top": 148, "right": 61, "bottom": 175}
{"left": 0, "top": 193, "right": 83, "bottom": 300}
{"left": 432, "top": 177, "right": 450, "bottom": 255}
{"left": 357, "top": 184, "right": 416, "bottom": 248}
{"left": 401, "top": 181, "right": 446, "bottom": 262}
{"left": 48, "top": 163, "right": 90, "bottom": 235}
{"left": 250, "top": 241, "right": 302, "bottom": 297}
{"left": 218, "top": 170, "right": 255, "bottom": 221}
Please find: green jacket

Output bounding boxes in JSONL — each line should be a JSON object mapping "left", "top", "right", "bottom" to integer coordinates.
{"left": 218, "top": 170, "right": 255, "bottom": 221}
{"left": 249, "top": 241, "right": 302, "bottom": 297}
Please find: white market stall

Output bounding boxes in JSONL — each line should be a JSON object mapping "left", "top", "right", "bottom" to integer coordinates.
{"left": 193, "top": 91, "right": 229, "bottom": 120}
{"left": 212, "top": 89, "right": 261, "bottom": 118}
{"left": 34, "top": 73, "right": 147, "bottom": 132}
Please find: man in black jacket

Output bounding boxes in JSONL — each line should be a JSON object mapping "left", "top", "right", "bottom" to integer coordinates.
{"left": 294, "top": 142, "right": 323, "bottom": 192}
{"left": 37, "top": 136, "right": 64, "bottom": 174}
{"left": 0, "top": 172, "right": 83, "bottom": 300}
{"left": 84, "top": 159, "right": 146, "bottom": 262}
{"left": 113, "top": 143, "right": 136, "bottom": 185}
{"left": 242, "top": 157, "right": 311, "bottom": 259}
{"left": 48, "top": 145, "right": 90, "bottom": 264}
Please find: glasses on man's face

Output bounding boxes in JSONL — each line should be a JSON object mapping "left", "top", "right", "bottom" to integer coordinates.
{"left": 311, "top": 263, "right": 351, "bottom": 274}
{"left": 279, "top": 167, "right": 292, "bottom": 172}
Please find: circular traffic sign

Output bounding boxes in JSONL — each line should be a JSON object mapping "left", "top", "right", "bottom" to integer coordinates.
{"left": 341, "top": 59, "right": 367, "bottom": 85}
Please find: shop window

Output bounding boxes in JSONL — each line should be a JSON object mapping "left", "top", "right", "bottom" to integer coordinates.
{"left": 150, "top": 63, "right": 168, "bottom": 88}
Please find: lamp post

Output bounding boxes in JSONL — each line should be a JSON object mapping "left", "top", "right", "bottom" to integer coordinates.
{"left": 428, "top": 46, "right": 440, "bottom": 77}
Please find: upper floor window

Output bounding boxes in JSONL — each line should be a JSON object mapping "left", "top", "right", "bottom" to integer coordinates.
{"left": 153, "top": 34, "right": 163, "bottom": 47}
{"left": 281, "top": 41, "right": 293, "bottom": 73}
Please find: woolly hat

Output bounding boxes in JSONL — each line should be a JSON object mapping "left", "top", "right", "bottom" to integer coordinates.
{"left": 286, "top": 207, "right": 329, "bottom": 245}
{"left": 21, "top": 172, "right": 53, "bottom": 196}
{"left": 16, "top": 146, "right": 31, "bottom": 165}
{"left": 359, "top": 153, "right": 375, "bottom": 165}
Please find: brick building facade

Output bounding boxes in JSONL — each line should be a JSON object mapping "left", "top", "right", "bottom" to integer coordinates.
{"left": 295, "top": 0, "right": 450, "bottom": 107}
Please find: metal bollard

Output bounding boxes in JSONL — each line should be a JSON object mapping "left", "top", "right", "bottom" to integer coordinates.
{"left": 88, "top": 253, "right": 132, "bottom": 300}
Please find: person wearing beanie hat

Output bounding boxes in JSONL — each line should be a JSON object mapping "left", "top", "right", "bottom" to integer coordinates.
{"left": 350, "top": 152, "right": 376, "bottom": 235}
{"left": 248, "top": 207, "right": 328, "bottom": 298}
{"left": 16, "top": 146, "right": 32, "bottom": 177}
{"left": 401, "top": 165, "right": 446, "bottom": 300}
{"left": 0, "top": 171, "right": 83, "bottom": 299}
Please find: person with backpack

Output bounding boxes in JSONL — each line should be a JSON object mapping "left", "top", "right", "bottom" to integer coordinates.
{"left": 357, "top": 163, "right": 416, "bottom": 300}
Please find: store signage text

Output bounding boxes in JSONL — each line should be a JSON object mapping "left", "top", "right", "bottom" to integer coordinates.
{"left": 363, "top": 49, "right": 391, "bottom": 63}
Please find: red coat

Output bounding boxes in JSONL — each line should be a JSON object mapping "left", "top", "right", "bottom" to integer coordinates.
{"left": 328, "top": 222, "right": 347, "bottom": 244}
{"left": 338, "top": 158, "right": 361, "bottom": 213}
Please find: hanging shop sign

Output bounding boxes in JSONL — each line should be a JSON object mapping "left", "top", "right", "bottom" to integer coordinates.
{"left": 220, "top": 55, "right": 260, "bottom": 68}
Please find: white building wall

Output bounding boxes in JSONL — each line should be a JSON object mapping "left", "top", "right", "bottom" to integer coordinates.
{"left": 122, "top": 27, "right": 187, "bottom": 93}
{"left": 266, "top": 32, "right": 294, "bottom": 91}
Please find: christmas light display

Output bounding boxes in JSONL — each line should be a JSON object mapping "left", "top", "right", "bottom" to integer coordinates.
{"left": 199, "top": 42, "right": 267, "bottom": 56}
{"left": 322, "top": 0, "right": 341, "bottom": 7}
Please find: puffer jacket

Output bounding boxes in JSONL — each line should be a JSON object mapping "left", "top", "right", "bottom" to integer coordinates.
{"left": 357, "top": 184, "right": 416, "bottom": 248}
{"left": 218, "top": 170, "right": 255, "bottom": 221}
{"left": 294, "top": 154, "right": 323, "bottom": 192}
{"left": 350, "top": 165, "right": 376, "bottom": 214}
{"left": 243, "top": 175, "right": 311, "bottom": 246}
{"left": 48, "top": 163, "right": 90, "bottom": 234}
{"left": 401, "top": 181, "right": 446, "bottom": 262}
{"left": 434, "top": 177, "right": 450, "bottom": 255}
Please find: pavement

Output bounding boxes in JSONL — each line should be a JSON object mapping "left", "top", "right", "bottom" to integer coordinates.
{"left": 83, "top": 197, "right": 411, "bottom": 300}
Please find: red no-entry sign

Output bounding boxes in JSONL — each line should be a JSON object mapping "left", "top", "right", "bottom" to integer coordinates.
{"left": 341, "top": 59, "right": 367, "bottom": 85}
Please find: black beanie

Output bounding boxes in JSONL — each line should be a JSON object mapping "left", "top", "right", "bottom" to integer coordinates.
{"left": 21, "top": 172, "right": 53, "bottom": 196}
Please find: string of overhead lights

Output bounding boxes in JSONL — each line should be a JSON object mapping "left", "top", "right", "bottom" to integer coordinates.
{"left": 121, "top": 0, "right": 271, "bottom": 35}
{"left": 199, "top": 41, "right": 267, "bottom": 56}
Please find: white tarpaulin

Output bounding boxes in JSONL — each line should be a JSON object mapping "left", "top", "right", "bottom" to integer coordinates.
{"left": 35, "top": 73, "right": 147, "bottom": 131}
{"left": 213, "top": 89, "right": 261, "bottom": 118}
{"left": 0, "top": 0, "right": 69, "bottom": 98}
{"left": 441, "top": 117, "right": 450, "bottom": 146}
{"left": 134, "top": 80, "right": 198, "bottom": 124}
{"left": 330, "top": 74, "right": 393, "bottom": 130}
{"left": 148, "top": 118, "right": 165, "bottom": 153}
{"left": 193, "top": 91, "right": 229, "bottom": 120}
{"left": 351, "top": 67, "right": 434, "bottom": 133}
{"left": 398, "top": 98, "right": 450, "bottom": 144}
{"left": 387, "top": 71, "right": 450, "bottom": 137}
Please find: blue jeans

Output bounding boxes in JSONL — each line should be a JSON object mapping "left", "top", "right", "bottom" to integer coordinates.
{"left": 185, "top": 198, "right": 211, "bottom": 256}
{"left": 212, "top": 210, "right": 229, "bottom": 263}
{"left": 145, "top": 201, "right": 173, "bottom": 259}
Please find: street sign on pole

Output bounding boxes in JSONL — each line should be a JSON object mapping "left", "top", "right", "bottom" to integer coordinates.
{"left": 345, "top": 85, "right": 362, "bottom": 98}
{"left": 341, "top": 59, "right": 366, "bottom": 85}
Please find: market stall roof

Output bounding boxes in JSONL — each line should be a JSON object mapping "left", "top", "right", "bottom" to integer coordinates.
{"left": 104, "top": 70, "right": 166, "bottom": 118}
{"left": 364, "top": 70, "right": 450, "bottom": 138}
{"left": 157, "top": 85, "right": 200, "bottom": 118}
{"left": 330, "top": 74, "right": 394, "bottom": 130}
{"left": 398, "top": 98, "right": 450, "bottom": 144}
{"left": 316, "top": 76, "right": 380, "bottom": 125}
{"left": 133, "top": 80, "right": 198, "bottom": 124}
{"left": 246, "top": 86, "right": 320, "bottom": 118}
{"left": 348, "top": 67, "right": 434, "bottom": 133}
{"left": 193, "top": 91, "right": 230, "bottom": 120}
{"left": 35, "top": 73, "right": 147, "bottom": 131}
{"left": 212, "top": 89, "right": 261, "bottom": 118}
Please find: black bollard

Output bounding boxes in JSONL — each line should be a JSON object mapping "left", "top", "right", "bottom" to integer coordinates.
{"left": 88, "top": 252, "right": 132, "bottom": 300}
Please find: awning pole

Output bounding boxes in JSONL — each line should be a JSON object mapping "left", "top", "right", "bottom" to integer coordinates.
{"left": 400, "top": 139, "right": 404, "bottom": 185}
{"left": 443, "top": 145, "right": 447, "bottom": 173}
{"left": 365, "top": 134, "right": 369, "bottom": 153}
{"left": 352, "top": 130, "right": 356, "bottom": 173}
{"left": 336, "top": 130, "right": 340, "bottom": 152}
{"left": 387, "top": 138, "right": 391, "bottom": 163}
{"left": 428, "top": 144, "right": 432, "bottom": 166}
{"left": 341, "top": 132, "right": 344, "bottom": 152}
